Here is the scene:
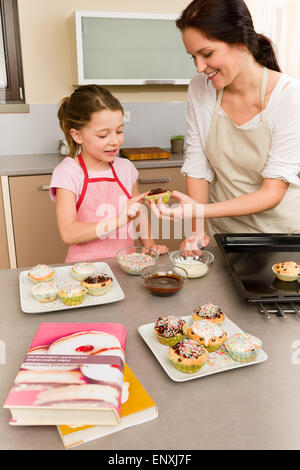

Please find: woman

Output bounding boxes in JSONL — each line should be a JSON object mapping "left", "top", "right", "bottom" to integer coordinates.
{"left": 153, "top": 0, "right": 300, "bottom": 248}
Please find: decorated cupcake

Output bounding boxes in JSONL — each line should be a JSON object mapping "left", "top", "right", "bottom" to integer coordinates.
{"left": 154, "top": 315, "right": 187, "bottom": 346}
{"left": 144, "top": 188, "right": 171, "bottom": 204}
{"left": 58, "top": 280, "right": 87, "bottom": 306}
{"left": 225, "top": 332, "right": 262, "bottom": 363}
{"left": 81, "top": 273, "right": 113, "bottom": 296}
{"left": 168, "top": 338, "right": 208, "bottom": 373}
{"left": 28, "top": 264, "right": 55, "bottom": 284}
{"left": 272, "top": 261, "right": 300, "bottom": 282}
{"left": 71, "top": 262, "right": 97, "bottom": 281}
{"left": 192, "top": 302, "right": 225, "bottom": 323}
{"left": 32, "top": 281, "right": 59, "bottom": 303}
{"left": 187, "top": 320, "right": 227, "bottom": 352}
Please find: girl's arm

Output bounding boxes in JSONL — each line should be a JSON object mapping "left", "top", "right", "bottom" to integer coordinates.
{"left": 55, "top": 187, "right": 147, "bottom": 245}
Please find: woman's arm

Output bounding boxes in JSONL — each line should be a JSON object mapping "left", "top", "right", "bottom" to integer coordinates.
{"left": 55, "top": 187, "right": 147, "bottom": 245}
{"left": 203, "top": 178, "right": 288, "bottom": 219}
{"left": 154, "top": 178, "right": 289, "bottom": 220}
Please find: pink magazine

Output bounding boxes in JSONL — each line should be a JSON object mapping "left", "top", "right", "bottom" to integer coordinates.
{"left": 4, "top": 323, "right": 127, "bottom": 426}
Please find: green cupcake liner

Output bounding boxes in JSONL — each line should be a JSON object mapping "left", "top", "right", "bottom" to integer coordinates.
{"left": 171, "top": 360, "right": 205, "bottom": 374}
{"left": 156, "top": 333, "right": 186, "bottom": 346}
{"left": 59, "top": 293, "right": 86, "bottom": 306}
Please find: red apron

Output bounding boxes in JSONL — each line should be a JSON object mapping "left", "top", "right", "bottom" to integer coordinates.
{"left": 65, "top": 154, "right": 135, "bottom": 263}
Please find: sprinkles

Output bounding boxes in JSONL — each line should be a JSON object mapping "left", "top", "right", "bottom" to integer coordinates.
{"left": 193, "top": 302, "right": 223, "bottom": 320}
{"left": 172, "top": 338, "right": 206, "bottom": 358}
{"left": 154, "top": 316, "right": 186, "bottom": 337}
{"left": 117, "top": 252, "right": 156, "bottom": 275}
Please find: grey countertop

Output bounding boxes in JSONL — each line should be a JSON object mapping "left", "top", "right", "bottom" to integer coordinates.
{"left": 1, "top": 245, "right": 300, "bottom": 450}
{"left": 0, "top": 152, "right": 184, "bottom": 177}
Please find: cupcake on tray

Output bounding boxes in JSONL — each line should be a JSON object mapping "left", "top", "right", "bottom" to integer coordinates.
{"left": 32, "top": 281, "right": 59, "bottom": 303}
{"left": 81, "top": 273, "right": 113, "bottom": 296}
{"left": 187, "top": 320, "right": 227, "bottom": 352}
{"left": 154, "top": 315, "right": 187, "bottom": 346}
{"left": 192, "top": 302, "right": 225, "bottom": 323}
{"left": 225, "top": 332, "right": 262, "bottom": 363}
{"left": 58, "top": 280, "right": 87, "bottom": 306}
{"left": 71, "top": 262, "right": 97, "bottom": 281}
{"left": 168, "top": 338, "right": 208, "bottom": 373}
{"left": 28, "top": 264, "right": 55, "bottom": 284}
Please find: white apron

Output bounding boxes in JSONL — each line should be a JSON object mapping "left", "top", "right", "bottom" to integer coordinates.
{"left": 205, "top": 67, "right": 300, "bottom": 236}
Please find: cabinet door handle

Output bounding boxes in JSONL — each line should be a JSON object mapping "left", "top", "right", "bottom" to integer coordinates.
{"left": 40, "top": 185, "right": 50, "bottom": 191}
{"left": 138, "top": 177, "right": 171, "bottom": 184}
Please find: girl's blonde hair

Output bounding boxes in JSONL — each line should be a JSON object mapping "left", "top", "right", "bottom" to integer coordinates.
{"left": 58, "top": 85, "right": 124, "bottom": 158}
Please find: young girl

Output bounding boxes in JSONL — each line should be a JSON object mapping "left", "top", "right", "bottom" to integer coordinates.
{"left": 50, "top": 85, "right": 168, "bottom": 262}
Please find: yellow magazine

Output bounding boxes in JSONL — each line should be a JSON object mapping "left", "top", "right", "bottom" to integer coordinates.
{"left": 57, "top": 364, "right": 158, "bottom": 449}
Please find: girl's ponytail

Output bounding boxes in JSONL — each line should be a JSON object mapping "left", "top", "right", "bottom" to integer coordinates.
{"left": 57, "top": 97, "right": 80, "bottom": 158}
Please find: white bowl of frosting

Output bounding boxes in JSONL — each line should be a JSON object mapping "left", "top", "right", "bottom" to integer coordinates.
{"left": 169, "top": 250, "right": 214, "bottom": 279}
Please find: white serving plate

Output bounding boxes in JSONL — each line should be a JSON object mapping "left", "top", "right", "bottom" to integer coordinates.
{"left": 19, "top": 262, "right": 125, "bottom": 314}
{"left": 138, "top": 315, "right": 268, "bottom": 382}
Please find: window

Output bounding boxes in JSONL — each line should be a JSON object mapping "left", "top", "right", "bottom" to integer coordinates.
{"left": 0, "top": 0, "right": 24, "bottom": 103}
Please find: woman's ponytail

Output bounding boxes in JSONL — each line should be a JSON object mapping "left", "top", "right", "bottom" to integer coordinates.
{"left": 253, "top": 33, "right": 281, "bottom": 72}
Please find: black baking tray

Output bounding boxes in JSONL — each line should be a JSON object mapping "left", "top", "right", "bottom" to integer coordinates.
{"left": 214, "top": 233, "right": 300, "bottom": 303}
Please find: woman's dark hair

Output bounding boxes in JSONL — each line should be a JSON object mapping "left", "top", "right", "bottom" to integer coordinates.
{"left": 58, "top": 85, "right": 124, "bottom": 158}
{"left": 176, "top": 0, "right": 281, "bottom": 72}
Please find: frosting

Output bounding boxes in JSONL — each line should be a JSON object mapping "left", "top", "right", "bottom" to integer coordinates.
{"left": 83, "top": 273, "right": 112, "bottom": 284}
{"left": 273, "top": 261, "right": 300, "bottom": 276}
{"left": 72, "top": 263, "right": 96, "bottom": 275}
{"left": 154, "top": 316, "right": 186, "bottom": 337}
{"left": 226, "top": 333, "right": 262, "bottom": 353}
{"left": 32, "top": 282, "right": 58, "bottom": 297}
{"left": 190, "top": 320, "right": 224, "bottom": 346}
{"left": 171, "top": 338, "right": 206, "bottom": 358}
{"left": 29, "top": 264, "right": 54, "bottom": 279}
{"left": 173, "top": 256, "right": 209, "bottom": 278}
{"left": 193, "top": 302, "right": 223, "bottom": 320}
{"left": 58, "top": 280, "right": 86, "bottom": 297}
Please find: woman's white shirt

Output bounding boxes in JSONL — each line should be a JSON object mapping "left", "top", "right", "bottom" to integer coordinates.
{"left": 181, "top": 72, "right": 300, "bottom": 186}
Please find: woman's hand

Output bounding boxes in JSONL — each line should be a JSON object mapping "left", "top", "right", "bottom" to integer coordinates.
{"left": 142, "top": 242, "right": 169, "bottom": 255}
{"left": 149, "top": 190, "right": 203, "bottom": 221}
{"left": 179, "top": 233, "right": 210, "bottom": 256}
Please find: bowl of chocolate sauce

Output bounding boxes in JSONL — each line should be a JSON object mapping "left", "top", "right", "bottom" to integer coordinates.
{"left": 141, "top": 264, "right": 187, "bottom": 296}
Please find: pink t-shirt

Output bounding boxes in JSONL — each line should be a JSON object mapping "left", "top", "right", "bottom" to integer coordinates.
{"left": 50, "top": 156, "right": 138, "bottom": 203}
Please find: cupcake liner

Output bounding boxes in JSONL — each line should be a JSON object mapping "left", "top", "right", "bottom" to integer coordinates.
{"left": 58, "top": 293, "right": 87, "bottom": 306}
{"left": 156, "top": 333, "right": 186, "bottom": 346}
{"left": 170, "top": 360, "right": 205, "bottom": 374}
{"left": 225, "top": 348, "right": 259, "bottom": 363}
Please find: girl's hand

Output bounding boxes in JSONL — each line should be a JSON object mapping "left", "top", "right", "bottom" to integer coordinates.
{"left": 149, "top": 190, "right": 202, "bottom": 221}
{"left": 144, "top": 243, "right": 169, "bottom": 255}
{"left": 118, "top": 192, "right": 148, "bottom": 226}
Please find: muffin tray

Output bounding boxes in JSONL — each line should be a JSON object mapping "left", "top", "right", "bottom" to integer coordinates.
{"left": 19, "top": 262, "right": 125, "bottom": 314}
{"left": 215, "top": 233, "right": 300, "bottom": 303}
{"left": 138, "top": 315, "right": 267, "bottom": 382}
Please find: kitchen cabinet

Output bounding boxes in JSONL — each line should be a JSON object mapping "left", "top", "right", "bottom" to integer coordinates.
{"left": 137, "top": 166, "right": 189, "bottom": 251}
{"left": 0, "top": 181, "right": 10, "bottom": 269}
{"left": 9, "top": 174, "right": 67, "bottom": 268}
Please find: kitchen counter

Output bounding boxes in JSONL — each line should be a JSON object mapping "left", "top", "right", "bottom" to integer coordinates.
{"left": 0, "top": 152, "right": 184, "bottom": 176}
{"left": 1, "top": 245, "right": 300, "bottom": 451}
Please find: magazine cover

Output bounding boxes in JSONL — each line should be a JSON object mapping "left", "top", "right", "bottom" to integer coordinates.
{"left": 4, "top": 323, "right": 126, "bottom": 425}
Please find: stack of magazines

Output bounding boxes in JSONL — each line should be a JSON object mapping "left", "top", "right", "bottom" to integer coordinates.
{"left": 3, "top": 322, "right": 158, "bottom": 449}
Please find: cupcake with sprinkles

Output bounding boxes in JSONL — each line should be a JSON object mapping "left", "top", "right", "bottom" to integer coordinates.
{"left": 81, "top": 273, "right": 113, "bottom": 296}
{"left": 154, "top": 315, "right": 187, "bottom": 346}
{"left": 225, "top": 332, "right": 262, "bottom": 363}
{"left": 71, "top": 262, "right": 97, "bottom": 281}
{"left": 28, "top": 264, "right": 55, "bottom": 284}
{"left": 192, "top": 302, "right": 225, "bottom": 323}
{"left": 187, "top": 320, "right": 227, "bottom": 352}
{"left": 32, "top": 281, "right": 59, "bottom": 303}
{"left": 168, "top": 338, "right": 208, "bottom": 373}
{"left": 58, "top": 280, "right": 87, "bottom": 306}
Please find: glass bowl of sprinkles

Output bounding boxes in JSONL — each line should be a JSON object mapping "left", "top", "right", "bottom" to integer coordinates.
{"left": 116, "top": 246, "right": 159, "bottom": 275}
